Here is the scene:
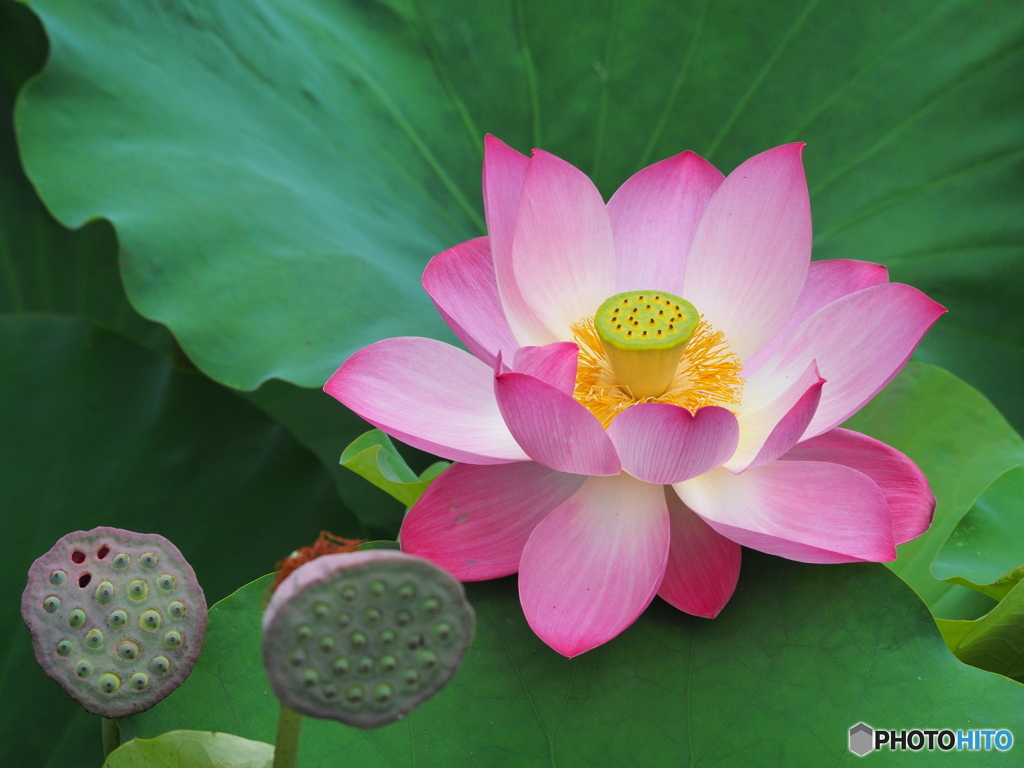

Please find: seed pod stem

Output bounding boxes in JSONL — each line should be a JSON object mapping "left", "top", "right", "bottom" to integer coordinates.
{"left": 272, "top": 705, "right": 303, "bottom": 768}
{"left": 102, "top": 718, "right": 120, "bottom": 757}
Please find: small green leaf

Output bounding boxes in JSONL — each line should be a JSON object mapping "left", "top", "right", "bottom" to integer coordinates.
{"left": 937, "top": 578, "right": 1024, "bottom": 683}
{"left": 103, "top": 731, "right": 273, "bottom": 768}
{"left": 932, "top": 465, "right": 1024, "bottom": 600}
{"left": 843, "top": 363, "right": 1024, "bottom": 618}
{"left": 340, "top": 429, "right": 448, "bottom": 508}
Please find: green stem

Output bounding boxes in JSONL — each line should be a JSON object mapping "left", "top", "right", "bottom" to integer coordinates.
{"left": 101, "top": 718, "right": 120, "bottom": 758}
{"left": 273, "top": 705, "right": 303, "bottom": 768}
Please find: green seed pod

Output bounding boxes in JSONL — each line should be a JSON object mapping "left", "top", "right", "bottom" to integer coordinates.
{"left": 129, "top": 672, "right": 150, "bottom": 690}
{"left": 94, "top": 581, "right": 115, "bottom": 604}
{"left": 98, "top": 673, "right": 120, "bottom": 693}
{"left": 84, "top": 629, "right": 105, "bottom": 649}
{"left": 21, "top": 527, "right": 207, "bottom": 718}
{"left": 262, "top": 550, "right": 474, "bottom": 729}
{"left": 117, "top": 640, "right": 141, "bottom": 661}
{"left": 128, "top": 580, "right": 149, "bottom": 601}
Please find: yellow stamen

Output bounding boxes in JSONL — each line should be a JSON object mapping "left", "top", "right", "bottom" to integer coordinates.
{"left": 572, "top": 315, "right": 744, "bottom": 428}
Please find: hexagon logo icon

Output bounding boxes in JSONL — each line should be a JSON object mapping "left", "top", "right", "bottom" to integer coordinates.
{"left": 849, "top": 723, "right": 874, "bottom": 756}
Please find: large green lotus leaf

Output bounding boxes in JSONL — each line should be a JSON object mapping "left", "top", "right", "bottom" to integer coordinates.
{"left": 103, "top": 731, "right": 273, "bottom": 768}
{"left": 243, "top": 383, "right": 417, "bottom": 538}
{"left": 0, "top": 316, "right": 359, "bottom": 768}
{"left": 0, "top": 1, "right": 170, "bottom": 353}
{"left": 844, "top": 363, "right": 1024, "bottom": 618}
{"left": 1, "top": 5, "right": 402, "bottom": 537}
{"left": 15, "top": 1, "right": 1024, "bottom": 432}
{"left": 932, "top": 465, "right": 1024, "bottom": 600}
{"left": 128, "top": 556, "right": 1023, "bottom": 767}
{"left": 937, "top": 577, "right": 1024, "bottom": 683}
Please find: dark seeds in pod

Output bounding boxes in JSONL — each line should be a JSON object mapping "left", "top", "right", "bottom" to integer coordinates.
{"left": 395, "top": 609, "right": 412, "bottom": 627}
{"left": 406, "top": 632, "right": 425, "bottom": 650}
{"left": 130, "top": 672, "right": 149, "bottom": 690}
{"left": 84, "top": 629, "right": 104, "bottom": 649}
{"left": 128, "top": 580, "right": 149, "bottom": 601}
{"left": 71, "top": 550, "right": 86, "bottom": 564}
{"left": 346, "top": 685, "right": 364, "bottom": 704}
{"left": 99, "top": 673, "right": 120, "bottom": 693}
{"left": 433, "top": 621, "right": 453, "bottom": 642}
{"left": 418, "top": 650, "right": 438, "bottom": 669}
{"left": 117, "top": 640, "right": 141, "bottom": 660}
{"left": 94, "top": 581, "right": 114, "bottom": 604}
{"left": 162, "top": 630, "right": 182, "bottom": 649}
{"left": 421, "top": 598, "right": 441, "bottom": 616}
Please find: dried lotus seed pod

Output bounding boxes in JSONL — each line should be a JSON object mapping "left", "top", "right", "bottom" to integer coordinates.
{"left": 262, "top": 550, "right": 473, "bottom": 729}
{"left": 21, "top": 527, "right": 207, "bottom": 717}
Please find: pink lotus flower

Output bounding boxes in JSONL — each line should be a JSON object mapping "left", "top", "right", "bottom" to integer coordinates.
{"left": 326, "top": 136, "right": 944, "bottom": 657}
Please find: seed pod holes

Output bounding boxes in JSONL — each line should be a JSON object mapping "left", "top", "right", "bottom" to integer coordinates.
{"left": 262, "top": 550, "right": 473, "bottom": 729}
{"left": 21, "top": 527, "right": 207, "bottom": 718}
